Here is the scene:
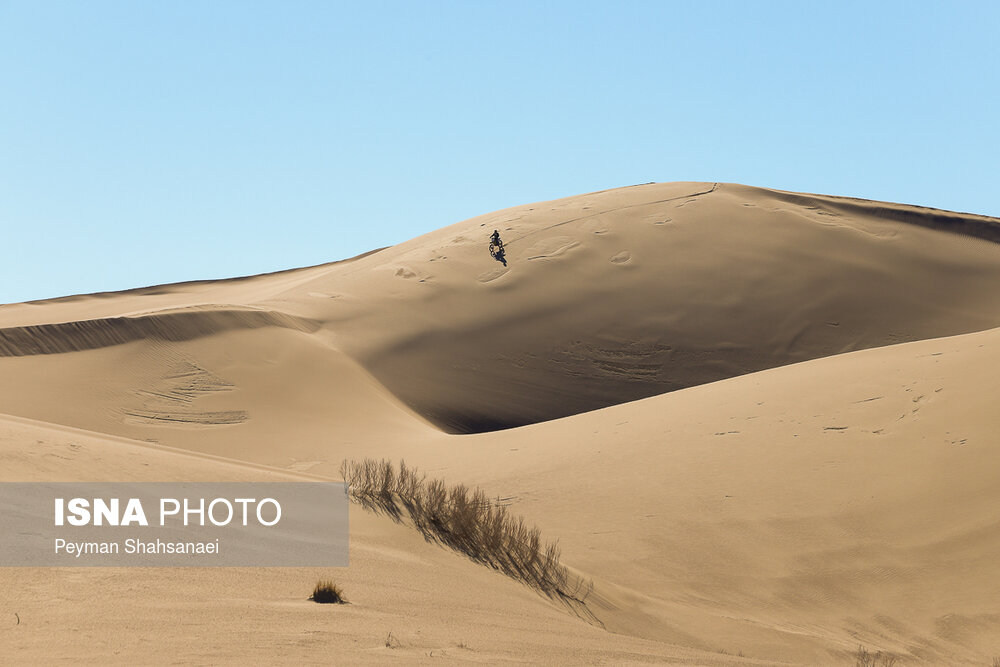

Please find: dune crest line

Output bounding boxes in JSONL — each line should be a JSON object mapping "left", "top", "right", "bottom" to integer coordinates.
{"left": 0, "top": 308, "right": 320, "bottom": 357}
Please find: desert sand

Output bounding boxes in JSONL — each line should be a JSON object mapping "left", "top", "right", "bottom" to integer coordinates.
{"left": 2, "top": 182, "right": 999, "bottom": 664}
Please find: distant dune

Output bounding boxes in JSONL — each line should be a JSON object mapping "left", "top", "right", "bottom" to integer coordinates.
{"left": 312, "top": 181, "right": 1000, "bottom": 432}
{"left": 2, "top": 182, "right": 999, "bottom": 664}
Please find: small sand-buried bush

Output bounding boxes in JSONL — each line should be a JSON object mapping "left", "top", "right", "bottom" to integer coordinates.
{"left": 341, "top": 458, "right": 592, "bottom": 607}
{"left": 855, "top": 644, "right": 897, "bottom": 667}
{"left": 310, "top": 579, "right": 347, "bottom": 604}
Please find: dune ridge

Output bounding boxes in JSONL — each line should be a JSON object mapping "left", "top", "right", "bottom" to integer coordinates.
{"left": 8, "top": 247, "right": 389, "bottom": 308}
{"left": 757, "top": 184, "right": 1000, "bottom": 242}
{"left": 0, "top": 306, "right": 319, "bottom": 357}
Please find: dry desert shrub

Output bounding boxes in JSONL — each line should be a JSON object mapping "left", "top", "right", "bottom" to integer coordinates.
{"left": 341, "top": 458, "right": 584, "bottom": 603}
{"left": 855, "top": 644, "right": 898, "bottom": 667}
{"left": 309, "top": 579, "right": 347, "bottom": 604}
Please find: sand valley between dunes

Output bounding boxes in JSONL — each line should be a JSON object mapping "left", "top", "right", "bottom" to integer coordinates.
{"left": 2, "top": 182, "right": 1000, "bottom": 665}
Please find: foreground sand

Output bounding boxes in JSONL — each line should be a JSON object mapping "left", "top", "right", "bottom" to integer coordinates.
{"left": 1, "top": 182, "right": 999, "bottom": 664}
{"left": 2, "top": 415, "right": 747, "bottom": 666}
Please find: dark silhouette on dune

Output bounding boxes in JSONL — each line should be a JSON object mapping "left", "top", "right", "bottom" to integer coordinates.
{"left": 489, "top": 229, "right": 507, "bottom": 266}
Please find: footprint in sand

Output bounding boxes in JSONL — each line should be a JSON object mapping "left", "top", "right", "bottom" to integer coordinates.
{"left": 477, "top": 266, "right": 509, "bottom": 283}
{"left": 525, "top": 236, "right": 579, "bottom": 261}
{"left": 394, "top": 267, "right": 417, "bottom": 279}
{"left": 287, "top": 460, "right": 324, "bottom": 472}
{"left": 123, "top": 358, "right": 247, "bottom": 427}
{"left": 582, "top": 219, "right": 609, "bottom": 235}
{"left": 610, "top": 251, "right": 631, "bottom": 264}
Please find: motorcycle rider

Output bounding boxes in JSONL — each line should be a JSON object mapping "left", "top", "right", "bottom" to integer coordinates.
{"left": 489, "top": 230, "right": 507, "bottom": 267}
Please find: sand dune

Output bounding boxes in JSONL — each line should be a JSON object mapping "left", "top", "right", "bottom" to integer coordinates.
{"left": 318, "top": 182, "right": 1000, "bottom": 432}
{"left": 2, "top": 182, "right": 999, "bottom": 664}
{"left": 438, "top": 325, "right": 1000, "bottom": 663}
{"left": 7, "top": 182, "right": 998, "bottom": 435}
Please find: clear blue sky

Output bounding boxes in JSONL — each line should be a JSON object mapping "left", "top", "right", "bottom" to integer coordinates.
{"left": 2, "top": 1, "right": 998, "bottom": 304}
